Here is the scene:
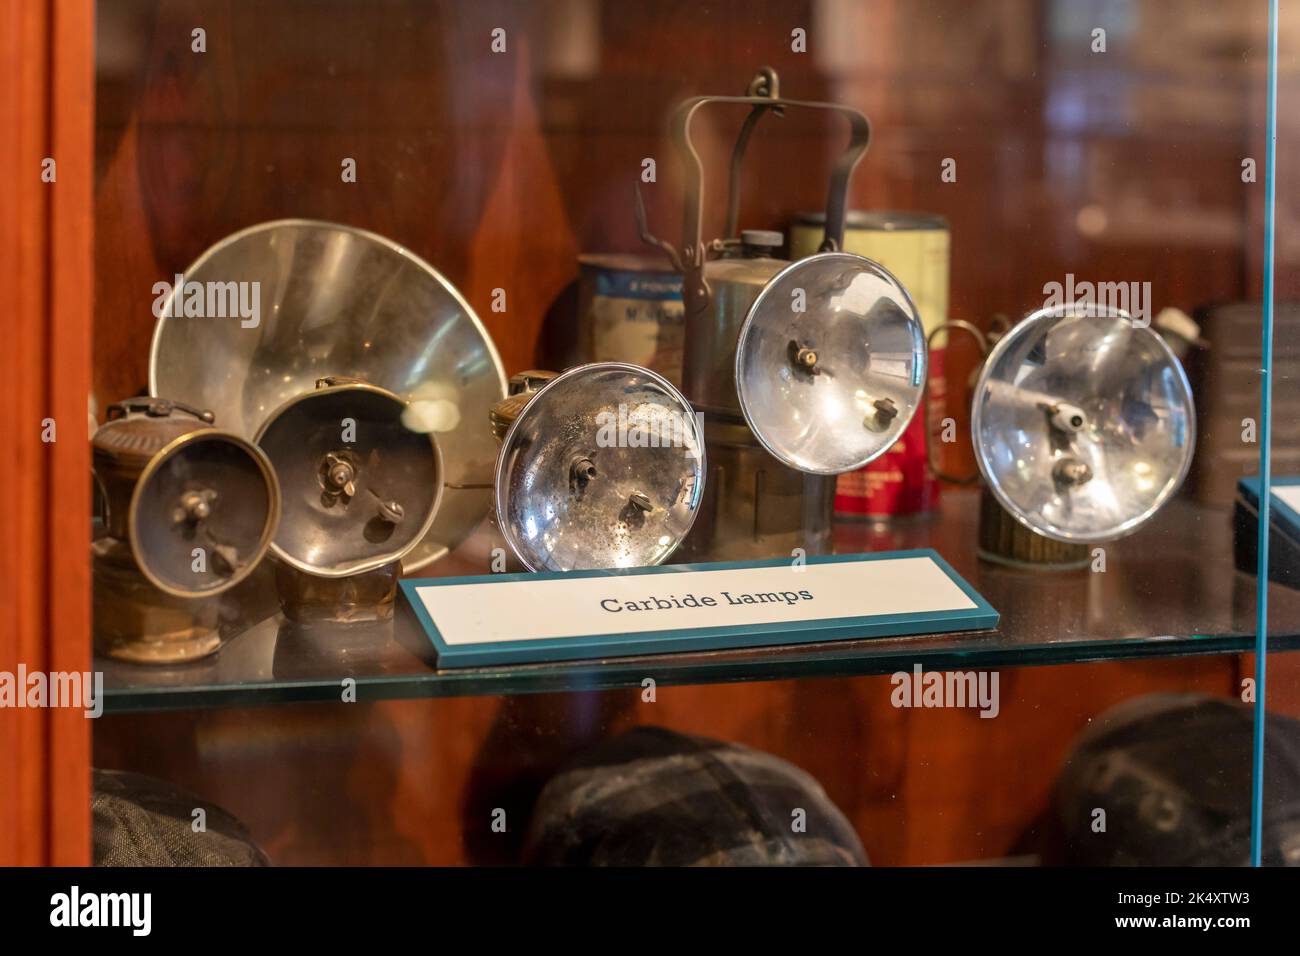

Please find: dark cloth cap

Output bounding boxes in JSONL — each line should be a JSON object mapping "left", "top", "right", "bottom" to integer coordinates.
{"left": 1055, "top": 693, "right": 1300, "bottom": 866}
{"left": 525, "top": 727, "right": 867, "bottom": 867}
{"left": 93, "top": 768, "right": 270, "bottom": 867}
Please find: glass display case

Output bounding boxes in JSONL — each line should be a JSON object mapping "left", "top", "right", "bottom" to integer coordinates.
{"left": 4, "top": 0, "right": 1297, "bottom": 882}
{"left": 1259, "top": 0, "right": 1300, "bottom": 868}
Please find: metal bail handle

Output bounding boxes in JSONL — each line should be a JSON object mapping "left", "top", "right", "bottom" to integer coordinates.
{"left": 924, "top": 320, "right": 990, "bottom": 485}
{"left": 672, "top": 69, "right": 872, "bottom": 278}
{"left": 106, "top": 397, "right": 215, "bottom": 425}
{"left": 923, "top": 313, "right": 1016, "bottom": 484}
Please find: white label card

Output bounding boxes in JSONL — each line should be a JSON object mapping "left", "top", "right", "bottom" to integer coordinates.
{"left": 400, "top": 551, "right": 996, "bottom": 667}
{"left": 1275, "top": 486, "right": 1300, "bottom": 514}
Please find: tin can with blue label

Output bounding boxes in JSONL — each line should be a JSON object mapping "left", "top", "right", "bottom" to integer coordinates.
{"left": 578, "top": 254, "right": 685, "bottom": 386}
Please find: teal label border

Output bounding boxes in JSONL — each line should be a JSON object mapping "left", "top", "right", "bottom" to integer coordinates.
{"left": 399, "top": 549, "right": 999, "bottom": 668}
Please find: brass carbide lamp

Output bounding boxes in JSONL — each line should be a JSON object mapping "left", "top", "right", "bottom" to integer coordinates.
{"left": 92, "top": 398, "right": 281, "bottom": 663}
{"left": 254, "top": 377, "right": 443, "bottom": 624}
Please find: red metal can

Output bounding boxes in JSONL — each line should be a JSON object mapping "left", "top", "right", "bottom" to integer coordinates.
{"left": 835, "top": 348, "right": 944, "bottom": 518}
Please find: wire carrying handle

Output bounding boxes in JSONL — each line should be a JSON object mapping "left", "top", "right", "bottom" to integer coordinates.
{"left": 634, "top": 68, "right": 872, "bottom": 321}
{"left": 924, "top": 320, "right": 991, "bottom": 485}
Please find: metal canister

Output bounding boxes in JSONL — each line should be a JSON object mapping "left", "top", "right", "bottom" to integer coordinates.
{"left": 673, "top": 231, "right": 834, "bottom": 562}
{"left": 674, "top": 406, "right": 834, "bottom": 563}
{"left": 645, "top": 72, "right": 896, "bottom": 562}
{"left": 680, "top": 230, "right": 787, "bottom": 413}
{"left": 578, "top": 253, "right": 685, "bottom": 385}
{"left": 790, "top": 211, "right": 950, "bottom": 518}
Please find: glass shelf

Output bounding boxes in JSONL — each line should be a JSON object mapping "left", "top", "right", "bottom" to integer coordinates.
{"left": 98, "top": 489, "right": 1300, "bottom": 713}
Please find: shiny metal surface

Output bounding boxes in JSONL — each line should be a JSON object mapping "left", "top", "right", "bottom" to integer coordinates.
{"left": 495, "top": 362, "right": 705, "bottom": 572}
{"left": 682, "top": 255, "right": 786, "bottom": 411}
{"left": 149, "top": 219, "right": 506, "bottom": 570}
{"left": 971, "top": 304, "right": 1196, "bottom": 544}
{"left": 130, "top": 430, "right": 280, "bottom": 597}
{"left": 254, "top": 380, "right": 442, "bottom": 577}
{"left": 735, "top": 252, "right": 927, "bottom": 475}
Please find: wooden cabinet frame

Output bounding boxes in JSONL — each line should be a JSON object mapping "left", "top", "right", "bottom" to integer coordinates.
{"left": 0, "top": 0, "right": 93, "bottom": 866}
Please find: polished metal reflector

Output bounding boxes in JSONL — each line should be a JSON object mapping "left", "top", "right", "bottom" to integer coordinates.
{"left": 496, "top": 363, "right": 705, "bottom": 572}
{"left": 254, "top": 381, "right": 442, "bottom": 577}
{"left": 971, "top": 304, "right": 1196, "bottom": 544}
{"left": 149, "top": 219, "right": 506, "bottom": 570}
{"left": 131, "top": 432, "right": 279, "bottom": 597}
{"left": 734, "top": 252, "right": 927, "bottom": 475}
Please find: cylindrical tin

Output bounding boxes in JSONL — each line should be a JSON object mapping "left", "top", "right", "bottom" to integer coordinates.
{"left": 673, "top": 241, "right": 834, "bottom": 563}
{"left": 578, "top": 253, "right": 685, "bottom": 385}
{"left": 676, "top": 406, "right": 834, "bottom": 563}
{"left": 681, "top": 251, "right": 787, "bottom": 412}
{"left": 789, "top": 211, "right": 950, "bottom": 519}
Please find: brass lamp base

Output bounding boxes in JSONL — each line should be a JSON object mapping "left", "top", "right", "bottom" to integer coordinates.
{"left": 275, "top": 560, "right": 401, "bottom": 625}
{"left": 92, "top": 539, "right": 224, "bottom": 664}
{"left": 977, "top": 487, "right": 1090, "bottom": 571}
